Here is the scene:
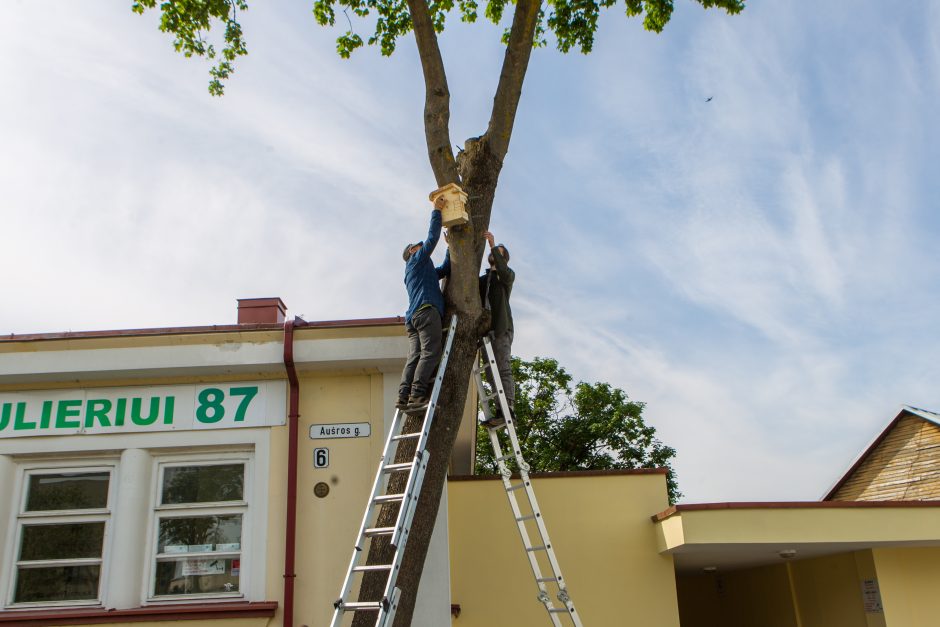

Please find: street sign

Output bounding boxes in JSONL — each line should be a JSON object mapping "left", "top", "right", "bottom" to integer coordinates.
{"left": 309, "top": 422, "right": 371, "bottom": 439}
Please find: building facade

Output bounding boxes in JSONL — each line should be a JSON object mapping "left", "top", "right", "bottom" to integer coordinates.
{"left": 2, "top": 298, "right": 940, "bottom": 627}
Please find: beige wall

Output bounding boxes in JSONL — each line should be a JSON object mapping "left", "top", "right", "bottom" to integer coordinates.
{"left": 676, "top": 551, "right": 890, "bottom": 627}
{"left": 677, "top": 564, "right": 798, "bottom": 627}
{"left": 874, "top": 547, "right": 940, "bottom": 627}
{"left": 447, "top": 472, "right": 678, "bottom": 627}
{"left": 790, "top": 553, "right": 867, "bottom": 627}
{"left": 289, "top": 372, "right": 407, "bottom": 626}
{"left": 59, "top": 621, "right": 270, "bottom": 627}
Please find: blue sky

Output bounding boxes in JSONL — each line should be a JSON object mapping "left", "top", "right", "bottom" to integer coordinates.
{"left": 2, "top": 1, "right": 939, "bottom": 503}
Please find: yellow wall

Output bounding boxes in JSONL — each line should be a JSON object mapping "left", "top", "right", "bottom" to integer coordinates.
{"left": 675, "top": 573, "right": 722, "bottom": 627}
{"left": 790, "top": 552, "right": 867, "bottom": 627}
{"left": 59, "top": 621, "right": 270, "bottom": 627}
{"left": 677, "top": 564, "right": 797, "bottom": 627}
{"left": 290, "top": 373, "right": 391, "bottom": 627}
{"left": 675, "top": 551, "right": 891, "bottom": 627}
{"left": 447, "top": 472, "right": 679, "bottom": 627}
{"left": 266, "top": 394, "right": 290, "bottom": 626}
{"left": 874, "top": 547, "right": 940, "bottom": 627}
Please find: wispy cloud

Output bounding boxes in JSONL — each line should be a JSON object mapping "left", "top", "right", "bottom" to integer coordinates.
{"left": 2, "top": 1, "right": 940, "bottom": 503}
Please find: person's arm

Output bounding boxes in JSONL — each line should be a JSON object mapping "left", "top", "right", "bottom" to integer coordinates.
{"left": 412, "top": 201, "right": 444, "bottom": 264}
{"left": 485, "top": 231, "right": 514, "bottom": 287}
{"left": 436, "top": 247, "right": 451, "bottom": 278}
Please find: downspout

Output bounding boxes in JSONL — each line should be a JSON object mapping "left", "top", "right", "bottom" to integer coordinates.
{"left": 282, "top": 318, "right": 301, "bottom": 627}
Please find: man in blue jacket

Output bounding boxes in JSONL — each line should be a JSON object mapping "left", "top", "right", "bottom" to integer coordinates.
{"left": 398, "top": 195, "right": 450, "bottom": 411}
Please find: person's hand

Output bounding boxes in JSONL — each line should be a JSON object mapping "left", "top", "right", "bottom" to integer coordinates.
{"left": 433, "top": 196, "right": 447, "bottom": 211}
{"left": 483, "top": 231, "right": 495, "bottom": 247}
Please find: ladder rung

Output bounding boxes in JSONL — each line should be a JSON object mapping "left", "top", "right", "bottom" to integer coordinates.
{"left": 391, "top": 432, "right": 421, "bottom": 441}
{"left": 516, "top": 514, "right": 538, "bottom": 522}
{"left": 496, "top": 454, "right": 514, "bottom": 463}
{"left": 339, "top": 602, "right": 383, "bottom": 611}
{"left": 353, "top": 564, "right": 393, "bottom": 573}
{"left": 549, "top": 608, "right": 572, "bottom": 613}
{"left": 537, "top": 576, "right": 558, "bottom": 582}
{"left": 526, "top": 545, "right": 548, "bottom": 552}
{"left": 364, "top": 527, "right": 395, "bottom": 536}
{"left": 374, "top": 494, "right": 405, "bottom": 504}
{"left": 507, "top": 482, "right": 528, "bottom": 492}
{"left": 383, "top": 462, "right": 414, "bottom": 473}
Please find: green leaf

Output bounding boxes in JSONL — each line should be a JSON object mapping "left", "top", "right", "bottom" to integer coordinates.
{"left": 133, "top": 0, "right": 249, "bottom": 96}
{"left": 475, "top": 355, "right": 682, "bottom": 504}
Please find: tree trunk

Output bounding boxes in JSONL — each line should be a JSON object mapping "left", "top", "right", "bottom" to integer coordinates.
{"left": 352, "top": 138, "right": 502, "bottom": 626}
{"left": 353, "top": 0, "right": 538, "bottom": 618}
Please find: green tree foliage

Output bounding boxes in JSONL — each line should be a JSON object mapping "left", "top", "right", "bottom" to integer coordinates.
{"left": 134, "top": 0, "right": 744, "bottom": 92}
{"left": 476, "top": 356, "right": 681, "bottom": 503}
{"left": 132, "top": 0, "right": 248, "bottom": 95}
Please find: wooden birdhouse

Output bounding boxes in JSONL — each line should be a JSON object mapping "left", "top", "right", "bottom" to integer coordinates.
{"left": 429, "top": 183, "right": 469, "bottom": 227}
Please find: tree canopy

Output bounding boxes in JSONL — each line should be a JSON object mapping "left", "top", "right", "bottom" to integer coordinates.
{"left": 133, "top": 0, "right": 744, "bottom": 94}
{"left": 477, "top": 356, "right": 681, "bottom": 502}
{"left": 130, "top": 0, "right": 740, "bottom": 622}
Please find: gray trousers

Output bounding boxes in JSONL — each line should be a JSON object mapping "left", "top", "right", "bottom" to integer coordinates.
{"left": 399, "top": 307, "right": 443, "bottom": 400}
{"left": 488, "top": 330, "right": 515, "bottom": 407}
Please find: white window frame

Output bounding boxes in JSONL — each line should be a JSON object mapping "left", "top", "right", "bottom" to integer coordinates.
{"left": 5, "top": 461, "right": 117, "bottom": 609}
{"left": 145, "top": 453, "right": 253, "bottom": 603}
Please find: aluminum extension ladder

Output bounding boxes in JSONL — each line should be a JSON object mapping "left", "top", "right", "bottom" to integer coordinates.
{"left": 331, "top": 315, "right": 458, "bottom": 627}
{"left": 473, "top": 335, "right": 585, "bottom": 627}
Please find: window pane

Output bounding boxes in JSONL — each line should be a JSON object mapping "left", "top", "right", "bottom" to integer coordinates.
{"left": 15, "top": 565, "right": 100, "bottom": 603}
{"left": 158, "top": 514, "right": 242, "bottom": 553}
{"left": 26, "top": 472, "right": 109, "bottom": 511}
{"left": 154, "top": 557, "right": 240, "bottom": 596}
{"left": 20, "top": 522, "right": 105, "bottom": 561}
{"left": 161, "top": 464, "right": 244, "bottom": 504}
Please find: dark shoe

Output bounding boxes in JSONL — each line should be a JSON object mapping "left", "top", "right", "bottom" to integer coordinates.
{"left": 395, "top": 397, "right": 409, "bottom": 411}
{"left": 481, "top": 414, "right": 506, "bottom": 429}
{"left": 406, "top": 396, "right": 429, "bottom": 413}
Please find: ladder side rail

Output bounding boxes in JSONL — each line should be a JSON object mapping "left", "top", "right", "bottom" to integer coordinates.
{"left": 480, "top": 337, "right": 584, "bottom": 626}
{"left": 377, "top": 587, "right": 402, "bottom": 627}
{"left": 517, "top": 467, "right": 584, "bottom": 627}
{"left": 331, "top": 408, "right": 410, "bottom": 627}
{"left": 332, "top": 316, "right": 458, "bottom": 626}
{"left": 392, "top": 452, "right": 429, "bottom": 556}
{"left": 376, "top": 316, "right": 456, "bottom": 624}
{"left": 379, "top": 452, "right": 429, "bottom": 619}
{"left": 387, "top": 315, "right": 457, "bottom": 548}
{"left": 483, "top": 338, "right": 566, "bottom": 582}
{"left": 488, "top": 428, "right": 565, "bottom": 627}
{"left": 479, "top": 337, "right": 510, "bottom": 415}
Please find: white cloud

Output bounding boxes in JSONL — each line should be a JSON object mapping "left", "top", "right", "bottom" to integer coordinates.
{"left": 2, "top": 1, "right": 940, "bottom": 505}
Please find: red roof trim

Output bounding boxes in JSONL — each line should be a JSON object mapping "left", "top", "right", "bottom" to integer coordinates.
{"left": 449, "top": 468, "right": 668, "bottom": 482}
{"left": 1, "top": 317, "right": 405, "bottom": 343}
{"left": 822, "top": 409, "right": 910, "bottom": 500}
{"left": 0, "top": 601, "right": 278, "bottom": 625}
{"left": 651, "top": 499, "right": 940, "bottom": 522}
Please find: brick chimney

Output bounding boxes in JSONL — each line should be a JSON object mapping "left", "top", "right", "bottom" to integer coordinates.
{"left": 237, "top": 297, "right": 287, "bottom": 324}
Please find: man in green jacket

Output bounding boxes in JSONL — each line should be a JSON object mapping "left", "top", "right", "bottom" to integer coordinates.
{"left": 479, "top": 230, "right": 515, "bottom": 428}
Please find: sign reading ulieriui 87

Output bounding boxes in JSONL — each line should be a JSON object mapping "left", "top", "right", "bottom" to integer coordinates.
{"left": 0, "top": 381, "right": 286, "bottom": 438}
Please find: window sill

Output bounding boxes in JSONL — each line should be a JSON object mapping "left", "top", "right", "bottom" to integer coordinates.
{"left": 0, "top": 601, "right": 278, "bottom": 625}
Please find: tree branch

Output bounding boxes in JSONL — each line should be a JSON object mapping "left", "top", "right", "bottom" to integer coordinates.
{"left": 485, "top": 0, "right": 541, "bottom": 162}
{"left": 406, "top": 0, "right": 459, "bottom": 186}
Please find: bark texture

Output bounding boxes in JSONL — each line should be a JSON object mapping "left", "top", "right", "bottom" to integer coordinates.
{"left": 353, "top": 2, "right": 540, "bottom": 624}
